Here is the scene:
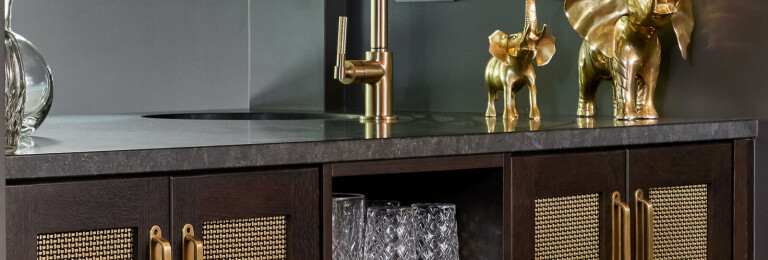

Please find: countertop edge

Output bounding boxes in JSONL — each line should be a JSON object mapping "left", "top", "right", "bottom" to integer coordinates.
{"left": 6, "top": 119, "right": 757, "bottom": 180}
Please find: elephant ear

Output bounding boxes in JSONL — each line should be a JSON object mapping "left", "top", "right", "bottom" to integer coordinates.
{"left": 564, "top": 0, "right": 629, "bottom": 58}
{"left": 672, "top": 0, "right": 694, "bottom": 59}
{"left": 489, "top": 30, "right": 510, "bottom": 63}
{"left": 535, "top": 25, "right": 556, "bottom": 66}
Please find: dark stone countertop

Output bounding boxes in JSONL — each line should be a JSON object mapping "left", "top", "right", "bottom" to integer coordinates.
{"left": 5, "top": 112, "right": 756, "bottom": 180}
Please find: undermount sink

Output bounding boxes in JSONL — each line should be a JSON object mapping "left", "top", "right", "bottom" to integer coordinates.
{"left": 143, "top": 112, "right": 360, "bottom": 120}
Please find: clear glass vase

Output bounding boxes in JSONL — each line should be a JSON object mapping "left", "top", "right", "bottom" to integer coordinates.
{"left": 4, "top": 0, "right": 53, "bottom": 152}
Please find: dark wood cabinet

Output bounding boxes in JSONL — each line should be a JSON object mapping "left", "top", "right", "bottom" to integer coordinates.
{"left": 509, "top": 141, "right": 749, "bottom": 260}
{"left": 628, "top": 142, "right": 733, "bottom": 259}
{"left": 511, "top": 150, "right": 626, "bottom": 260}
{"left": 170, "top": 168, "right": 320, "bottom": 260}
{"left": 2, "top": 140, "right": 753, "bottom": 260}
{"left": 6, "top": 177, "right": 169, "bottom": 260}
{"left": 5, "top": 168, "right": 320, "bottom": 260}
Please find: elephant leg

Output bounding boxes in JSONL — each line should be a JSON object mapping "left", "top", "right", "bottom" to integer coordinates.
{"left": 503, "top": 82, "right": 518, "bottom": 119}
{"left": 577, "top": 45, "right": 600, "bottom": 117}
{"left": 525, "top": 70, "right": 541, "bottom": 120}
{"left": 486, "top": 90, "right": 498, "bottom": 117}
{"left": 635, "top": 78, "right": 658, "bottom": 119}
{"left": 637, "top": 47, "right": 661, "bottom": 119}
{"left": 578, "top": 71, "right": 600, "bottom": 117}
{"left": 528, "top": 83, "right": 541, "bottom": 120}
{"left": 611, "top": 59, "right": 639, "bottom": 120}
{"left": 640, "top": 78, "right": 659, "bottom": 119}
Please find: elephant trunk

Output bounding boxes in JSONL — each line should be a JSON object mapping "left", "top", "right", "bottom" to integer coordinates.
{"left": 525, "top": 0, "right": 538, "bottom": 33}
{"left": 5, "top": 0, "right": 12, "bottom": 29}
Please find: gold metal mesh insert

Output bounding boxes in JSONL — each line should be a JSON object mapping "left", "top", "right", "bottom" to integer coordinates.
{"left": 534, "top": 193, "right": 600, "bottom": 260}
{"left": 36, "top": 228, "right": 135, "bottom": 260}
{"left": 202, "top": 216, "right": 288, "bottom": 260}
{"left": 649, "top": 184, "right": 708, "bottom": 260}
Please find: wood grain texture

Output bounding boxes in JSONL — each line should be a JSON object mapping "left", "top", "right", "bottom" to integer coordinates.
{"left": 511, "top": 150, "right": 626, "bottom": 260}
{"left": 734, "top": 139, "right": 754, "bottom": 260}
{"left": 628, "top": 142, "right": 733, "bottom": 260}
{"left": 331, "top": 154, "right": 504, "bottom": 177}
{"left": 6, "top": 177, "right": 169, "bottom": 260}
{"left": 322, "top": 164, "right": 333, "bottom": 260}
{"left": 171, "top": 168, "right": 320, "bottom": 260}
{"left": 503, "top": 154, "right": 512, "bottom": 260}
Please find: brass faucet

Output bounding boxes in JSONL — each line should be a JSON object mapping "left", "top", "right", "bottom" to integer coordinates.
{"left": 334, "top": 0, "right": 396, "bottom": 122}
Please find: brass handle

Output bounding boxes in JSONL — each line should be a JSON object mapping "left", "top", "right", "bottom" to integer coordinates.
{"left": 183, "top": 224, "right": 203, "bottom": 260}
{"left": 150, "top": 226, "right": 172, "bottom": 260}
{"left": 611, "top": 192, "right": 630, "bottom": 260}
{"left": 634, "top": 189, "right": 655, "bottom": 260}
{"left": 335, "top": 16, "right": 348, "bottom": 81}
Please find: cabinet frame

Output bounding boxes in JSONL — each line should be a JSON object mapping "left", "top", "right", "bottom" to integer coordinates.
{"left": 170, "top": 168, "right": 320, "bottom": 260}
{"left": 6, "top": 177, "right": 169, "bottom": 260}
{"left": 628, "top": 142, "right": 733, "bottom": 259}
{"left": 510, "top": 150, "right": 626, "bottom": 260}
{"left": 733, "top": 139, "right": 754, "bottom": 260}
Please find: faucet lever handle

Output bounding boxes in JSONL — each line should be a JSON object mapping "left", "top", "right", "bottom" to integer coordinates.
{"left": 335, "top": 16, "right": 348, "bottom": 80}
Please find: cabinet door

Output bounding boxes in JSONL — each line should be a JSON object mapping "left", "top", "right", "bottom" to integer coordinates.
{"left": 511, "top": 150, "right": 625, "bottom": 260}
{"left": 7, "top": 177, "right": 169, "bottom": 260}
{"left": 628, "top": 143, "right": 732, "bottom": 260}
{"left": 171, "top": 168, "right": 319, "bottom": 260}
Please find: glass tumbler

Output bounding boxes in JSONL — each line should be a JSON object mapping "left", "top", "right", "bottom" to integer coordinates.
{"left": 366, "top": 200, "right": 401, "bottom": 208}
{"left": 412, "top": 203, "right": 459, "bottom": 260}
{"left": 364, "top": 206, "right": 416, "bottom": 260}
{"left": 332, "top": 193, "right": 366, "bottom": 260}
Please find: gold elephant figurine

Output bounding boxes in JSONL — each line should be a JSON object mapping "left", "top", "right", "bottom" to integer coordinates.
{"left": 566, "top": 0, "right": 694, "bottom": 120}
{"left": 485, "top": 0, "right": 556, "bottom": 120}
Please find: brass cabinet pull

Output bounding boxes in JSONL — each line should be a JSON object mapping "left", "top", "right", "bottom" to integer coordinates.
{"left": 634, "top": 189, "right": 655, "bottom": 260}
{"left": 150, "top": 226, "right": 172, "bottom": 260}
{"left": 183, "top": 224, "right": 203, "bottom": 260}
{"left": 611, "top": 191, "right": 630, "bottom": 260}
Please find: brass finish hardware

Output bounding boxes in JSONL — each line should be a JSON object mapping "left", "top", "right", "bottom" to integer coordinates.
{"left": 150, "top": 226, "right": 171, "bottom": 260}
{"left": 484, "top": 0, "right": 555, "bottom": 120}
{"left": 334, "top": 0, "right": 396, "bottom": 122}
{"left": 182, "top": 224, "right": 203, "bottom": 260}
{"left": 566, "top": 0, "right": 694, "bottom": 120}
{"left": 634, "top": 189, "right": 654, "bottom": 260}
{"left": 364, "top": 120, "right": 391, "bottom": 139}
{"left": 611, "top": 191, "right": 630, "bottom": 260}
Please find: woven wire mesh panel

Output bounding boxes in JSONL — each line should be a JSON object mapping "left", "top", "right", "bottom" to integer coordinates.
{"left": 534, "top": 193, "right": 600, "bottom": 260}
{"left": 202, "top": 216, "right": 288, "bottom": 260}
{"left": 649, "top": 184, "right": 708, "bottom": 260}
{"left": 36, "top": 227, "right": 135, "bottom": 260}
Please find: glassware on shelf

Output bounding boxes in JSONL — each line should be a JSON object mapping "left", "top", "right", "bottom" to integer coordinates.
{"left": 332, "top": 193, "right": 366, "bottom": 260}
{"left": 366, "top": 200, "right": 401, "bottom": 208}
{"left": 4, "top": 0, "right": 53, "bottom": 141}
{"left": 412, "top": 203, "right": 459, "bottom": 260}
{"left": 364, "top": 206, "right": 416, "bottom": 260}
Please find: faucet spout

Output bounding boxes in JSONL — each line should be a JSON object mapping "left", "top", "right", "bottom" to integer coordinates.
{"left": 333, "top": 0, "right": 396, "bottom": 122}
{"left": 371, "top": 0, "right": 388, "bottom": 51}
